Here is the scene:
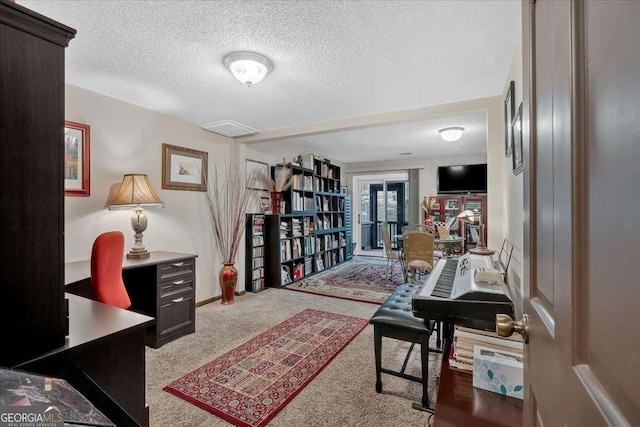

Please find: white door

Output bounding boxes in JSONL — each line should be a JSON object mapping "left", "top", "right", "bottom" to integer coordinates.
{"left": 352, "top": 172, "right": 408, "bottom": 256}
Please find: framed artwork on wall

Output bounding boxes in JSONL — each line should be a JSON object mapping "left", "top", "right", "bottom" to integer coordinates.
{"left": 162, "top": 143, "right": 208, "bottom": 191}
{"left": 504, "top": 80, "right": 515, "bottom": 157}
{"left": 512, "top": 103, "right": 524, "bottom": 175}
{"left": 64, "top": 121, "right": 90, "bottom": 196}
{"left": 245, "top": 159, "right": 270, "bottom": 191}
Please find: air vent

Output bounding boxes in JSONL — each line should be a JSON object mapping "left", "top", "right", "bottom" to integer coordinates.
{"left": 200, "top": 120, "right": 257, "bottom": 138}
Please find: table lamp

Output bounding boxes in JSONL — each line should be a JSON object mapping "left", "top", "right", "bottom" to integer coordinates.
{"left": 109, "top": 174, "right": 164, "bottom": 259}
{"left": 456, "top": 209, "right": 495, "bottom": 255}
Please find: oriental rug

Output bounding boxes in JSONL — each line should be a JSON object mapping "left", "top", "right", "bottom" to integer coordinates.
{"left": 163, "top": 309, "right": 368, "bottom": 427}
{"left": 284, "top": 256, "right": 406, "bottom": 304}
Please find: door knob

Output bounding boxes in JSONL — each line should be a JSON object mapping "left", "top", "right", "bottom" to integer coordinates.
{"left": 496, "top": 314, "right": 529, "bottom": 343}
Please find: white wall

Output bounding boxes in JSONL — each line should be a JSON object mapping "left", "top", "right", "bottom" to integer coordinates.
{"left": 502, "top": 38, "right": 524, "bottom": 297}
{"left": 65, "top": 84, "right": 234, "bottom": 303}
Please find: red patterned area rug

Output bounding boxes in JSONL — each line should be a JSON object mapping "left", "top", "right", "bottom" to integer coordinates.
{"left": 284, "top": 256, "right": 405, "bottom": 304}
{"left": 163, "top": 309, "right": 368, "bottom": 427}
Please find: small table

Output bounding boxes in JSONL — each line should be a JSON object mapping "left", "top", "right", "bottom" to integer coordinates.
{"left": 434, "top": 236, "right": 464, "bottom": 256}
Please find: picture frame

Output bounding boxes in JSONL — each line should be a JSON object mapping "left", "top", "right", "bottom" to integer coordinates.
{"left": 504, "top": 80, "right": 515, "bottom": 157}
{"left": 64, "top": 121, "right": 90, "bottom": 196}
{"left": 246, "top": 159, "right": 270, "bottom": 191}
{"left": 341, "top": 185, "right": 348, "bottom": 194}
{"left": 162, "top": 143, "right": 208, "bottom": 191}
{"left": 511, "top": 103, "right": 524, "bottom": 175}
{"left": 445, "top": 199, "right": 459, "bottom": 210}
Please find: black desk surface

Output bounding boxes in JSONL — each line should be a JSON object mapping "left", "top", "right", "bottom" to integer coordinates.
{"left": 19, "top": 294, "right": 153, "bottom": 365}
{"left": 65, "top": 251, "right": 196, "bottom": 286}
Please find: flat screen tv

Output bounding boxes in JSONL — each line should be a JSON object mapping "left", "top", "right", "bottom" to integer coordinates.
{"left": 437, "top": 163, "right": 487, "bottom": 194}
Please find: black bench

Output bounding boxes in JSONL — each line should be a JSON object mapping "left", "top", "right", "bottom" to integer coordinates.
{"left": 369, "top": 282, "right": 442, "bottom": 411}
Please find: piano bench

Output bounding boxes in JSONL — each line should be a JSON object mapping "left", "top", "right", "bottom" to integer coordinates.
{"left": 369, "top": 283, "right": 440, "bottom": 411}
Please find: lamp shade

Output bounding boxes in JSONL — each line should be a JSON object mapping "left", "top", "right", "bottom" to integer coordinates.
{"left": 109, "top": 174, "right": 164, "bottom": 210}
{"left": 456, "top": 209, "right": 477, "bottom": 223}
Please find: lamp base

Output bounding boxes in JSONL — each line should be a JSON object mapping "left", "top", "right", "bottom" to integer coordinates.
{"left": 469, "top": 247, "right": 496, "bottom": 256}
{"left": 127, "top": 248, "right": 150, "bottom": 259}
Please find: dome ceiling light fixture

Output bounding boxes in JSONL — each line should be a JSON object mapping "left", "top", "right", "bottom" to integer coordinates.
{"left": 223, "top": 51, "right": 274, "bottom": 87}
{"left": 439, "top": 127, "right": 465, "bottom": 142}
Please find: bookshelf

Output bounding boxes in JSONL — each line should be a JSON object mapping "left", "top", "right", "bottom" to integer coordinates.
{"left": 244, "top": 214, "right": 266, "bottom": 292}
{"left": 264, "top": 158, "right": 348, "bottom": 287}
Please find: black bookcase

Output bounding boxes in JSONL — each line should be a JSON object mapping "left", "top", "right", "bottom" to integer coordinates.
{"left": 244, "top": 214, "right": 266, "bottom": 292}
{"left": 264, "top": 158, "right": 348, "bottom": 287}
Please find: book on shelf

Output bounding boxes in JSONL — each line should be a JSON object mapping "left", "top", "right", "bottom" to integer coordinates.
{"left": 448, "top": 325, "right": 523, "bottom": 372}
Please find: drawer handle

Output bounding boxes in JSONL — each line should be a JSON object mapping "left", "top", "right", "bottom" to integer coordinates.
{"left": 172, "top": 262, "right": 185, "bottom": 267}
{"left": 172, "top": 297, "right": 185, "bottom": 303}
{"left": 172, "top": 280, "right": 185, "bottom": 285}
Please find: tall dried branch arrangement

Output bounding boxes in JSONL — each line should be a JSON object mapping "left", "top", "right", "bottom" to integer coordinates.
{"left": 205, "top": 164, "right": 258, "bottom": 264}
{"left": 254, "top": 166, "right": 292, "bottom": 192}
{"left": 422, "top": 196, "right": 438, "bottom": 215}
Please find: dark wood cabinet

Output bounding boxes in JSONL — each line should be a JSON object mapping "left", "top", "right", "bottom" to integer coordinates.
{"left": 0, "top": 0, "right": 75, "bottom": 367}
{"left": 428, "top": 195, "right": 487, "bottom": 252}
{"left": 65, "top": 252, "right": 197, "bottom": 348}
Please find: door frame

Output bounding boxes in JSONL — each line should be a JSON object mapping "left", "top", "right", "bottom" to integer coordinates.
{"left": 352, "top": 172, "right": 408, "bottom": 256}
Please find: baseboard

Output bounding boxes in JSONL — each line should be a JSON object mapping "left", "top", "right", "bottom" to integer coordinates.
{"left": 196, "top": 290, "right": 246, "bottom": 307}
{"left": 195, "top": 295, "right": 221, "bottom": 307}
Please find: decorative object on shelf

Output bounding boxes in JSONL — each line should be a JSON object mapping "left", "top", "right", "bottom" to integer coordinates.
{"left": 109, "top": 174, "right": 164, "bottom": 259}
{"left": 421, "top": 196, "right": 437, "bottom": 223}
{"left": 255, "top": 166, "right": 292, "bottom": 215}
{"left": 504, "top": 80, "right": 515, "bottom": 157}
{"left": 223, "top": 51, "right": 273, "bottom": 87}
{"left": 270, "top": 191, "right": 283, "bottom": 215}
{"left": 162, "top": 143, "right": 208, "bottom": 191}
{"left": 457, "top": 209, "right": 495, "bottom": 255}
{"left": 205, "top": 164, "right": 258, "bottom": 303}
{"left": 439, "top": 126, "right": 465, "bottom": 142}
{"left": 511, "top": 103, "right": 524, "bottom": 175}
{"left": 64, "top": 120, "right": 90, "bottom": 196}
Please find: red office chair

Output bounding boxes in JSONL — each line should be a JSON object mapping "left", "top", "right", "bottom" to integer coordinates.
{"left": 91, "top": 231, "right": 131, "bottom": 309}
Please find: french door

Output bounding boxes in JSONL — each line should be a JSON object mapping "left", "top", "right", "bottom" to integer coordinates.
{"left": 353, "top": 173, "right": 408, "bottom": 256}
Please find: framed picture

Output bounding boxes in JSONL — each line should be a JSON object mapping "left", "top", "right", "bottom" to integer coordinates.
{"left": 341, "top": 186, "right": 348, "bottom": 194}
{"left": 162, "top": 143, "right": 208, "bottom": 191}
{"left": 504, "top": 80, "right": 515, "bottom": 157}
{"left": 64, "top": 121, "right": 90, "bottom": 196}
{"left": 512, "top": 103, "right": 524, "bottom": 175}
{"left": 445, "top": 199, "right": 459, "bottom": 210}
{"left": 246, "top": 159, "right": 270, "bottom": 191}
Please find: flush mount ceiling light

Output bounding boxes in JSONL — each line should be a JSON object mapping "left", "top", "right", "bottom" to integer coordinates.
{"left": 439, "top": 127, "right": 465, "bottom": 142}
{"left": 223, "top": 51, "right": 273, "bottom": 87}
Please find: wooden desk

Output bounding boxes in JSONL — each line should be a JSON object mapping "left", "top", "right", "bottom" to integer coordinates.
{"left": 65, "top": 251, "right": 197, "bottom": 348}
{"left": 434, "top": 342, "right": 523, "bottom": 427}
{"left": 17, "top": 294, "right": 154, "bottom": 427}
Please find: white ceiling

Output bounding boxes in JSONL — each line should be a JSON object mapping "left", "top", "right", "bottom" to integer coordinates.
{"left": 251, "top": 111, "right": 488, "bottom": 163}
{"left": 21, "top": 0, "right": 520, "bottom": 160}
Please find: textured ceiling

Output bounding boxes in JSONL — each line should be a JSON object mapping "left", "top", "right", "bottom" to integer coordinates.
{"left": 20, "top": 0, "right": 520, "bottom": 141}
{"left": 250, "top": 111, "right": 488, "bottom": 163}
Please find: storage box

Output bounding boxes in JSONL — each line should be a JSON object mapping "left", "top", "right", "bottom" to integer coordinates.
{"left": 472, "top": 345, "right": 524, "bottom": 400}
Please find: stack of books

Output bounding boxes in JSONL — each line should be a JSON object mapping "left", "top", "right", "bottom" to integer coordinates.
{"left": 449, "top": 325, "right": 523, "bottom": 371}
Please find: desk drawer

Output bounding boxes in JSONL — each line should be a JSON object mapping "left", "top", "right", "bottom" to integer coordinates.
{"left": 157, "top": 294, "right": 194, "bottom": 341}
{"left": 158, "top": 258, "right": 195, "bottom": 280}
{"left": 159, "top": 276, "right": 194, "bottom": 299}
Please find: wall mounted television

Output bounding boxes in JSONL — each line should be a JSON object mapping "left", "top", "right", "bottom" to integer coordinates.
{"left": 437, "top": 163, "right": 487, "bottom": 194}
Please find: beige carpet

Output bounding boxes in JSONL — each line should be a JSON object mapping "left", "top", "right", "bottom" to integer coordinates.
{"left": 146, "top": 289, "right": 439, "bottom": 426}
